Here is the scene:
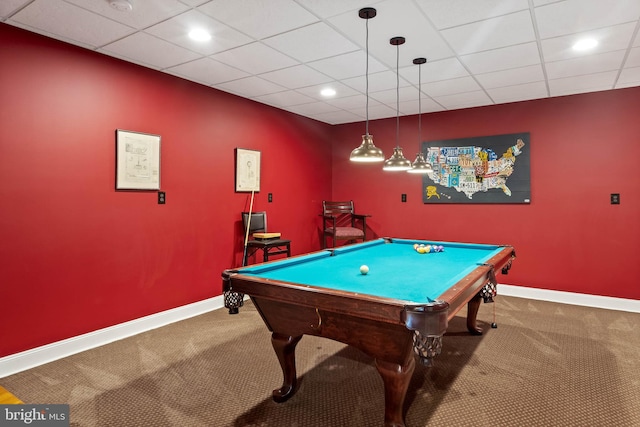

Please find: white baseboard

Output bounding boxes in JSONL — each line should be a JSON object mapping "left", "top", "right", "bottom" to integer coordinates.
{"left": 499, "top": 284, "right": 640, "bottom": 313}
{"left": 1, "top": 287, "right": 638, "bottom": 378}
{"left": 0, "top": 296, "right": 225, "bottom": 379}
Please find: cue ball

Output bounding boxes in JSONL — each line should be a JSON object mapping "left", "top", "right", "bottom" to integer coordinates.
{"left": 360, "top": 265, "right": 369, "bottom": 275}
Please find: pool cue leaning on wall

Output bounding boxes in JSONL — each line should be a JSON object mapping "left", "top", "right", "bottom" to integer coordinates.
{"left": 242, "top": 190, "right": 255, "bottom": 267}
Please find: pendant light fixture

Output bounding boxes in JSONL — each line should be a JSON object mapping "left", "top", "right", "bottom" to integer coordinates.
{"left": 407, "top": 57, "right": 433, "bottom": 174}
{"left": 383, "top": 36, "right": 412, "bottom": 171}
{"left": 350, "top": 8, "right": 385, "bottom": 163}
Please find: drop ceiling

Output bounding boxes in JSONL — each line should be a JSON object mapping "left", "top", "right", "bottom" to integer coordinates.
{"left": 2, "top": 0, "right": 639, "bottom": 125}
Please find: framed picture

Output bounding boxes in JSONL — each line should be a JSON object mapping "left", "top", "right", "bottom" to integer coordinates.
{"left": 421, "top": 132, "right": 530, "bottom": 204}
{"left": 115, "top": 129, "right": 161, "bottom": 190}
{"left": 235, "top": 148, "right": 261, "bottom": 192}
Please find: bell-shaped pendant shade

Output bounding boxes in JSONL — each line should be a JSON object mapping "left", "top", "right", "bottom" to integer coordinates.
{"left": 383, "top": 147, "right": 412, "bottom": 171}
{"left": 406, "top": 152, "right": 433, "bottom": 174}
{"left": 350, "top": 134, "right": 385, "bottom": 162}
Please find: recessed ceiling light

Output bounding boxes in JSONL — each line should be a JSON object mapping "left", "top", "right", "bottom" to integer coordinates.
{"left": 573, "top": 38, "right": 598, "bottom": 51}
{"left": 320, "top": 88, "right": 336, "bottom": 97}
{"left": 188, "top": 29, "right": 212, "bottom": 42}
{"left": 108, "top": 0, "right": 132, "bottom": 12}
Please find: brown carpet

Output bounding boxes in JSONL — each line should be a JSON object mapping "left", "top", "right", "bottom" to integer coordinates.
{"left": 2, "top": 296, "right": 639, "bottom": 426}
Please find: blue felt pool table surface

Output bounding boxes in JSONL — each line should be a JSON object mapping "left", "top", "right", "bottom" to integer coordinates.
{"left": 237, "top": 238, "right": 506, "bottom": 303}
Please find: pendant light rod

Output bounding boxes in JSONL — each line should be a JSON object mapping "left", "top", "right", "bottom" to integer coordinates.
{"left": 391, "top": 37, "right": 404, "bottom": 149}
{"left": 350, "top": 7, "right": 384, "bottom": 162}
{"left": 360, "top": 7, "right": 376, "bottom": 136}
{"left": 366, "top": 14, "right": 370, "bottom": 135}
{"left": 413, "top": 57, "right": 426, "bottom": 143}
{"left": 408, "top": 57, "right": 433, "bottom": 174}
{"left": 383, "top": 36, "right": 411, "bottom": 171}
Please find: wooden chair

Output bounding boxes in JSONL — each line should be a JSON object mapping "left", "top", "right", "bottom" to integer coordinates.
{"left": 322, "top": 201, "right": 370, "bottom": 248}
{"left": 242, "top": 212, "right": 291, "bottom": 266}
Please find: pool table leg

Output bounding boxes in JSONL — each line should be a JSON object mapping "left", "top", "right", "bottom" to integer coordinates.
{"left": 271, "top": 332, "right": 302, "bottom": 403}
{"left": 466, "top": 293, "right": 483, "bottom": 335}
{"left": 375, "top": 357, "right": 415, "bottom": 427}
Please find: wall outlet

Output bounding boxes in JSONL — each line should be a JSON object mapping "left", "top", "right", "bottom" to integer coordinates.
{"left": 158, "top": 191, "right": 166, "bottom": 204}
{"left": 610, "top": 193, "right": 620, "bottom": 204}
{"left": 401, "top": 194, "right": 407, "bottom": 203}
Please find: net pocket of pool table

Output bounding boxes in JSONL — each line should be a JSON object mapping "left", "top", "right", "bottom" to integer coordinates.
{"left": 403, "top": 300, "right": 449, "bottom": 366}
{"left": 478, "top": 262, "right": 498, "bottom": 303}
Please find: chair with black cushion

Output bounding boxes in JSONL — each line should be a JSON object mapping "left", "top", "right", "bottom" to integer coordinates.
{"left": 242, "top": 211, "right": 291, "bottom": 266}
{"left": 322, "top": 200, "right": 370, "bottom": 248}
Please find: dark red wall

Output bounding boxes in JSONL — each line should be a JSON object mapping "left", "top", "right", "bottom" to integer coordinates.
{"left": 0, "top": 24, "right": 332, "bottom": 357}
{"left": 330, "top": 90, "right": 640, "bottom": 300}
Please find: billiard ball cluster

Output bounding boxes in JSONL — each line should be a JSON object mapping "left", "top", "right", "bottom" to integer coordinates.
{"left": 413, "top": 243, "right": 444, "bottom": 254}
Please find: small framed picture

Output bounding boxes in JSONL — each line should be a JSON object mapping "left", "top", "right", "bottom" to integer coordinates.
{"left": 235, "top": 148, "right": 261, "bottom": 192}
{"left": 115, "top": 129, "right": 161, "bottom": 190}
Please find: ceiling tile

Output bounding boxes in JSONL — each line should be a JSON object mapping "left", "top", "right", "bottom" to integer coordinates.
{"left": 487, "top": 81, "right": 548, "bottom": 103}
{"left": 284, "top": 101, "right": 342, "bottom": 115}
{"left": 166, "top": 57, "right": 249, "bottom": 85}
{"left": 293, "top": 0, "right": 386, "bottom": 19}
{"left": 9, "top": 0, "right": 134, "bottom": 48}
{"left": 415, "top": 0, "right": 530, "bottom": 29}
{"left": 400, "top": 58, "right": 470, "bottom": 84}
{"left": 326, "top": 0, "right": 454, "bottom": 68}
{"left": 368, "top": 1, "right": 455, "bottom": 67}
{"left": 296, "top": 82, "right": 360, "bottom": 101}
{"left": 440, "top": 10, "right": 536, "bottom": 55}
{"left": 548, "top": 71, "right": 618, "bottom": 96}
{"left": 433, "top": 90, "right": 493, "bottom": 110}
{"left": 365, "top": 103, "right": 397, "bottom": 120}
{"left": 546, "top": 51, "right": 626, "bottom": 80}
{"left": 422, "top": 76, "right": 482, "bottom": 97}
{"left": 197, "top": 0, "right": 319, "bottom": 39}
{"left": 617, "top": 67, "right": 640, "bottom": 87}
{"left": 625, "top": 47, "right": 640, "bottom": 68}
{"left": 308, "top": 51, "right": 387, "bottom": 80}
{"left": 324, "top": 93, "right": 370, "bottom": 110}
{"left": 417, "top": 97, "right": 446, "bottom": 114}
{"left": 65, "top": 0, "right": 189, "bottom": 30}
{"left": 216, "top": 76, "right": 286, "bottom": 97}
{"left": 254, "top": 90, "right": 318, "bottom": 107}
{"left": 264, "top": 22, "right": 359, "bottom": 62}
{"left": 100, "top": 32, "right": 202, "bottom": 70}
{"left": 532, "top": 0, "right": 556, "bottom": 6}
{"left": 179, "top": 0, "right": 210, "bottom": 6}
{"left": 259, "top": 65, "right": 333, "bottom": 88}
{"left": 144, "top": 9, "right": 253, "bottom": 56}
{"left": 0, "top": 0, "right": 32, "bottom": 18}
{"left": 476, "top": 64, "right": 545, "bottom": 89}
{"left": 342, "top": 70, "right": 405, "bottom": 93}
{"left": 310, "top": 110, "right": 364, "bottom": 125}
{"left": 535, "top": 0, "right": 640, "bottom": 39}
{"left": 210, "top": 42, "right": 298, "bottom": 74}
{"left": 369, "top": 85, "right": 419, "bottom": 105}
{"left": 397, "top": 97, "right": 445, "bottom": 115}
{"left": 541, "top": 23, "right": 637, "bottom": 62}
{"left": 460, "top": 42, "right": 541, "bottom": 74}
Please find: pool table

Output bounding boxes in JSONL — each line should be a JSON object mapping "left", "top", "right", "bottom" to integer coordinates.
{"left": 222, "top": 237, "right": 516, "bottom": 427}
